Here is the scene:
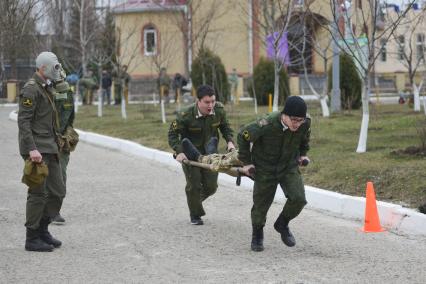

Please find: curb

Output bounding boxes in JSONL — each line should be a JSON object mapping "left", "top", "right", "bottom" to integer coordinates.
{"left": 8, "top": 110, "right": 426, "bottom": 236}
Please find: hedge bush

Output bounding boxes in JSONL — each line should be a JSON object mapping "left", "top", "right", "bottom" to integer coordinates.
{"left": 248, "top": 57, "right": 290, "bottom": 106}
{"left": 191, "top": 48, "right": 230, "bottom": 103}
{"left": 328, "top": 52, "right": 362, "bottom": 110}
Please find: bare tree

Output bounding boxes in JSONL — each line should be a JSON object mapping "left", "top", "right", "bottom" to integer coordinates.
{"left": 294, "top": 3, "right": 332, "bottom": 117}
{"left": 239, "top": 1, "right": 306, "bottom": 111}
{"left": 0, "top": 0, "right": 43, "bottom": 79}
{"left": 148, "top": 30, "right": 180, "bottom": 75}
{"left": 260, "top": 1, "right": 295, "bottom": 111}
{"left": 42, "top": 0, "right": 78, "bottom": 71}
{"left": 158, "top": 0, "right": 228, "bottom": 77}
{"left": 72, "top": 0, "right": 100, "bottom": 76}
{"left": 111, "top": 11, "right": 144, "bottom": 119}
{"left": 325, "top": 0, "right": 416, "bottom": 153}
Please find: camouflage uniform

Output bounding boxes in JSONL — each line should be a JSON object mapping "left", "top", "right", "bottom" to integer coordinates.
{"left": 54, "top": 82, "right": 75, "bottom": 187}
{"left": 168, "top": 102, "right": 234, "bottom": 217}
{"left": 237, "top": 112, "right": 311, "bottom": 229}
{"left": 113, "top": 70, "right": 130, "bottom": 105}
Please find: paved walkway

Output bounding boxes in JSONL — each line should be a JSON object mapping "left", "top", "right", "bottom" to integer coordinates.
{"left": 1, "top": 107, "right": 425, "bottom": 283}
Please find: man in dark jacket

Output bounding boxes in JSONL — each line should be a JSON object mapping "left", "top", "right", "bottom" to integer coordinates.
{"left": 172, "top": 73, "right": 187, "bottom": 103}
{"left": 101, "top": 70, "right": 112, "bottom": 105}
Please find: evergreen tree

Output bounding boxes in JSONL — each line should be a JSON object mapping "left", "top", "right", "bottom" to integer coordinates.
{"left": 191, "top": 48, "right": 230, "bottom": 103}
{"left": 248, "top": 57, "right": 290, "bottom": 106}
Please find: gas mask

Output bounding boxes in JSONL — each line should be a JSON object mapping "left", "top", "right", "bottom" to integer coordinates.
{"left": 54, "top": 66, "right": 70, "bottom": 93}
{"left": 35, "top": 52, "right": 62, "bottom": 81}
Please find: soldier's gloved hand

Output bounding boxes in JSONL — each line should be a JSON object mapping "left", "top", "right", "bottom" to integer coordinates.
{"left": 176, "top": 153, "right": 188, "bottom": 163}
{"left": 241, "top": 164, "right": 255, "bottom": 177}
{"left": 227, "top": 141, "right": 236, "bottom": 152}
{"left": 29, "top": 149, "right": 42, "bottom": 163}
{"left": 298, "top": 156, "right": 310, "bottom": 167}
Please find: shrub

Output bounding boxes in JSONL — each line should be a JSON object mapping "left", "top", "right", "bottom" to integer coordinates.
{"left": 248, "top": 57, "right": 290, "bottom": 106}
{"left": 191, "top": 48, "right": 230, "bottom": 103}
{"left": 328, "top": 52, "right": 362, "bottom": 110}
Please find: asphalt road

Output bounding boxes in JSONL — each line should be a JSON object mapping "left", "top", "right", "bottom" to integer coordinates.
{"left": 1, "top": 107, "right": 425, "bottom": 284}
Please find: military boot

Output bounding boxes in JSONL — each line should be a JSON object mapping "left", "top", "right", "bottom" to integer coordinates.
{"left": 25, "top": 228, "right": 54, "bottom": 252}
{"left": 273, "top": 214, "right": 296, "bottom": 247}
{"left": 52, "top": 213, "right": 65, "bottom": 224}
{"left": 39, "top": 217, "right": 62, "bottom": 248}
{"left": 251, "top": 226, "right": 264, "bottom": 252}
{"left": 182, "top": 138, "right": 201, "bottom": 161}
{"left": 205, "top": 137, "right": 218, "bottom": 154}
{"left": 190, "top": 215, "right": 204, "bottom": 225}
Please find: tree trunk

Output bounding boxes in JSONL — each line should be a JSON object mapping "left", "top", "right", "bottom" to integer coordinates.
{"left": 97, "top": 67, "right": 103, "bottom": 117}
{"left": 413, "top": 82, "right": 421, "bottom": 112}
{"left": 273, "top": 60, "right": 279, "bottom": 112}
{"left": 80, "top": 0, "right": 87, "bottom": 76}
{"left": 356, "top": 77, "right": 370, "bottom": 153}
{"left": 320, "top": 82, "right": 330, "bottom": 117}
{"left": 121, "top": 78, "right": 127, "bottom": 119}
{"left": 75, "top": 80, "right": 80, "bottom": 114}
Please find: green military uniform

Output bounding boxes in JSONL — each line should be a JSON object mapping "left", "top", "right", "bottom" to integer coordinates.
{"left": 113, "top": 71, "right": 130, "bottom": 105}
{"left": 237, "top": 112, "right": 311, "bottom": 229}
{"left": 54, "top": 82, "right": 75, "bottom": 187}
{"left": 158, "top": 72, "right": 171, "bottom": 103}
{"left": 18, "top": 73, "right": 66, "bottom": 230}
{"left": 168, "top": 102, "right": 234, "bottom": 217}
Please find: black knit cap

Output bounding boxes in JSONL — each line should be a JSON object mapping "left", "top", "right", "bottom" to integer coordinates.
{"left": 282, "top": 96, "right": 307, "bottom": 118}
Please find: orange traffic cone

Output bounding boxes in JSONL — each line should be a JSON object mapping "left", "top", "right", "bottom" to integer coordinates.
{"left": 362, "top": 182, "right": 385, "bottom": 233}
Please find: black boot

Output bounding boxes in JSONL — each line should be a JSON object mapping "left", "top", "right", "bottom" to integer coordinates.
{"left": 39, "top": 217, "right": 62, "bottom": 248}
{"left": 251, "top": 226, "right": 264, "bottom": 252}
{"left": 182, "top": 138, "right": 201, "bottom": 161}
{"left": 190, "top": 215, "right": 204, "bottom": 225}
{"left": 52, "top": 213, "right": 65, "bottom": 224}
{"left": 205, "top": 137, "right": 218, "bottom": 154}
{"left": 25, "top": 228, "right": 54, "bottom": 252}
{"left": 273, "top": 214, "right": 296, "bottom": 247}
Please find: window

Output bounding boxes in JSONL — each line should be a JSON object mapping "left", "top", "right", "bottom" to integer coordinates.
{"left": 143, "top": 26, "right": 157, "bottom": 56}
{"left": 397, "top": 35, "right": 405, "bottom": 60}
{"left": 380, "top": 39, "right": 387, "bottom": 62}
{"left": 416, "top": 33, "right": 425, "bottom": 61}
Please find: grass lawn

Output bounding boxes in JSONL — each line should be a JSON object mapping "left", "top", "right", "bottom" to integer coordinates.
{"left": 74, "top": 101, "right": 426, "bottom": 210}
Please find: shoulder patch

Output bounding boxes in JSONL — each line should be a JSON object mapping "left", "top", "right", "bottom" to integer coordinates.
{"left": 171, "top": 120, "right": 178, "bottom": 130}
{"left": 257, "top": 118, "right": 269, "bottom": 127}
{"left": 22, "top": 97, "right": 33, "bottom": 108}
{"left": 242, "top": 130, "right": 250, "bottom": 141}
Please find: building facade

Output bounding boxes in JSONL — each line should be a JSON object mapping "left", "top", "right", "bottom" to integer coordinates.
{"left": 375, "top": 3, "right": 426, "bottom": 92}
{"left": 113, "top": 0, "right": 367, "bottom": 95}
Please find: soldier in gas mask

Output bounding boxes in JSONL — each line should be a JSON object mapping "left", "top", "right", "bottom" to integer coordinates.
{"left": 51, "top": 67, "right": 79, "bottom": 224}
{"left": 18, "top": 51, "right": 66, "bottom": 252}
